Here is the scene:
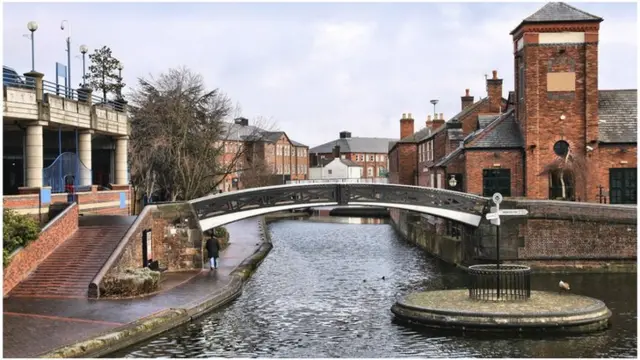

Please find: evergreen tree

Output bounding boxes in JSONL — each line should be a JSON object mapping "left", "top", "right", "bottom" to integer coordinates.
{"left": 82, "top": 46, "right": 124, "bottom": 101}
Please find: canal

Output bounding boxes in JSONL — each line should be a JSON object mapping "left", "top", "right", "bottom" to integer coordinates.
{"left": 116, "top": 218, "right": 637, "bottom": 358}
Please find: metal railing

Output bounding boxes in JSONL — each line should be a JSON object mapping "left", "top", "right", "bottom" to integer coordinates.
{"left": 467, "top": 264, "right": 531, "bottom": 301}
{"left": 3, "top": 72, "right": 36, "bottom": 89}
{"left": 287, "top": 178, "right": 389, "bottom": 184}
{"left": 38, "top": 79, "right": 127, "bottom": 113}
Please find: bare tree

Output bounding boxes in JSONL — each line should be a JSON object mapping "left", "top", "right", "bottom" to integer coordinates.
{"left": 238, "top": 149, "right": 277, "bottom": 189}
{"left": 129, "top": 67, "right": 276, "bottom": 201}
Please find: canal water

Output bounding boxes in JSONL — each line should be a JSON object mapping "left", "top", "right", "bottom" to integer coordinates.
{"left": 117, "top": 218, "right": 637, "bottom": 358}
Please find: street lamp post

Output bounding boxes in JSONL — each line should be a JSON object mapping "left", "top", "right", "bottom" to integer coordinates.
{"left": 117, "top": 62, "right": 124, "bottom": 99}
{"left": 61, "top": 21, "right": 71, "bottom": 97}
{"left": 80, "top": 45, "right": 88, "bottom": 86}
{"left": 27, "top": 21, "right": 38, "bottom": 71}
{"left": 430, "top": 99, "right": 439, "bottom": 117}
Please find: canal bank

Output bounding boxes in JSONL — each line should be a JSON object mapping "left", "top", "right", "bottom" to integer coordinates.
{"left": 4, "top": 216, "right": 274, "bottom": 358}
{"left": 116, "top": 218, "right": 637, "bottom": 358}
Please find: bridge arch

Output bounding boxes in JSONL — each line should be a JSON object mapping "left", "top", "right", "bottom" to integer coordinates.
{"left": 189, "top": 183, "right": 490, "bottom": 231}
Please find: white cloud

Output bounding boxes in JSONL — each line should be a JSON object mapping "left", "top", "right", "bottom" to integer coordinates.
{"left": 2, "top": 2, "right": 636, "bottom": 147}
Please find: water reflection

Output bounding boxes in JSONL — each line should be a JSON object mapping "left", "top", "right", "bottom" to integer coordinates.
{"left": 116, "top": 219, "right": 637, "bottom": 358}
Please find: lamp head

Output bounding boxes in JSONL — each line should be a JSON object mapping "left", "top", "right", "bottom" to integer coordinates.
{"left": 27, "top": 21, "right": 38, "bottom": 32}
{"left": 80, "top": 45, "right": 88, "bottom": 54}
{"left": 117, "top": 62, "right": 124, "bottom": 71}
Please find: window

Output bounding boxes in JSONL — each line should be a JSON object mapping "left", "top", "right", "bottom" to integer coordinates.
{"left": 367, "top": 167, "right": 374, "bottom": 177}
{"left": 341, "top": 155, "right": 346, "bottom": 159}
{"left": 378, "top": 167, "right": 386, "bottom": 177}
{"left": 369, "top": 155, "right": 374, "bottom": 161}
{"left": 610, "top": 168, "right": 637, "bottom": 204}
{"left": 553, "top": 140, "right": 570, "bottom": 157}
{"left": 328, "top": 169, "right": 333, "bottom": 175}
{"left": 436, "top": 173, "right": 442, "bottom": 188}
{"left": 430, "top": 174, "right": 435, "bottom": 188}
{"left": 482, "top": 169, "right": 511, "bottom": 197}
{"left": 418, "top": 146, "right": 423, "bottom": 162}
{"left": 549, "top": 170, "right": 574, "bottom": 200}
{"left": 518, "top": 65, "right": 525, "bottom": 100}
{"left": 277, "top": 165, "right": 282, "bottom": 174}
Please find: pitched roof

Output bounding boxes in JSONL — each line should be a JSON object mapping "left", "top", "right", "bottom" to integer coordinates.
{"left": 290, "top": 139, "right": 307, "bottom": 147}
{"left": 598, "top": 89, "right": 637, "bottom": 143}
{"left": 311, "top": 157, "right": 362, "bottom": 168}
{"left": 435, "top": 146, "right": 464, "bottom": 167}
{"left": 478, "top": 114, "right": 500, "bottom": 129}
{"left": 511, "top": 2, "right": 603, "bottom": 34}
{"left": 339, "top": 159, "right": 361, "bottom": 167}
{"left": 465, "top": 109, "right": 524, "bottom": 149}
{"left": 310, "top": 137, "right": 396, "bottom": 154}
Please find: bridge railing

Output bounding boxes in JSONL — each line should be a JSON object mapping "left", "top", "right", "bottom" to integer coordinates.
{"left": 287, "top": 178, "right": 389, "bottom": 184}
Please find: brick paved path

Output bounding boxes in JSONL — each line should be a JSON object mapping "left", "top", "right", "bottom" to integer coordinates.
{"left": 10, "top": 216, "right": 136, "bottom": 298}
{"left": 2, "top": 218, "right": 263, "bottom": 358}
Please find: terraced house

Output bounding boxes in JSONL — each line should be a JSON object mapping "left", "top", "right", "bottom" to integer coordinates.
{"left": 389, "top": 2, "right": 637, "bottom": 205}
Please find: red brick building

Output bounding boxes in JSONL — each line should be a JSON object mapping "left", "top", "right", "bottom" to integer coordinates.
{"left": 218, "top": 117, "right": 309, "bottom": 191}
{"left": 389, "top": 2, "right": 637, "bottom": 204}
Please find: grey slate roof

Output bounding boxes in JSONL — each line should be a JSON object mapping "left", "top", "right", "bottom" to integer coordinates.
{"left": 310, "top": 137, "right": 397, "bottom": 154}
{"left": 312, "top": 157, "right": 362, "bottom": 168}
{"left": 478, "top": 114, "right": 500, "bottom": 129}
{"left": 598, "top": 89, "right": 637, "bottom": 143}
{"left": 512, "top": 2, "right": 603, "bottom": 34}
{"left": 448, "top": 128, "right": 465, "bottom": 141}
{"left": 221, "top": 123, "right": 308, "bottom": 147}
{"left": 465, "top": 109, "right": 524, "bottom": 149}
{"left": 435, "top": 146, "right": 464, "bottom": 167}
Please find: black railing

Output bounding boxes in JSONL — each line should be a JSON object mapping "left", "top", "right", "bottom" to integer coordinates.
{"left": 39, "top": 79, "right": 127, "bottom": 113}
{"left": 467, "top": 264, "right": 531, "bottom": 301}
{"left": 3, "top": 72, "right": 36, "bottom": 89}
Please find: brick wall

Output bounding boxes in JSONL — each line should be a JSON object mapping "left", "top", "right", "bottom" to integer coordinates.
{"left": 389, "top": 143, "right": 417, "bottom": 185}
{"left": 390, "top": 199, "right": 636, "bottom": 270}
{"left": 98, "top": 203, "right": 203, "bottom": 285}
{"left": 591, "top": 144, "right": 637, "bottom": 201}
{"left": 465, "top": 150, "right": 524, "bottom": 197}
{"left": 3, "top": 203, "right": 79, "bottom": 295}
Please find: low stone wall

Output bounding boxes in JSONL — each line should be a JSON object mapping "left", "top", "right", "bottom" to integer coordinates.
{"left": 390, "top": 200, "right": 637, "bottom": 272}
{"left": 4, "top": 185, "right": 131, "bottom": 217}
{"left": 89, "top": 203, "right": 203, "bottom": 298}
{"left": 3, "top": 203, "right": 79, "bottom": 296}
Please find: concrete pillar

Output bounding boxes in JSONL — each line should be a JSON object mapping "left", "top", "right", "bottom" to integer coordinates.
{"left": 25, "top": 124, "right": 43, "bottom": 188}
{"left": 78, "top": 130, "right": 93, "bottom": 186}
{"left": 114, "top": 136, "right": 129, "bottom": 185}
{"left": 24, "top": 71, "right": 44, "bottom": 102}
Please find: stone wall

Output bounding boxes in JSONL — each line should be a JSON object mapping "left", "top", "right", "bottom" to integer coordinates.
{"left": 390, "top": 200, "right": 637, "bottom": 271}
{"left": 3, "top": 203, "right": 79, "bottom": 295}
{"left": 90, "top": 203, "right": 204, "bottom": 297}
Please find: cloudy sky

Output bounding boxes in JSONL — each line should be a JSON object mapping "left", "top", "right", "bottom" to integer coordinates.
{"left": 3, "top": 1, "right": 637, "bottom": 147}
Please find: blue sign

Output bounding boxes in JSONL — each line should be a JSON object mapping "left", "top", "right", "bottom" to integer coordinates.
{"left": 55, "top": 62, "right": 68, "bottom": 96}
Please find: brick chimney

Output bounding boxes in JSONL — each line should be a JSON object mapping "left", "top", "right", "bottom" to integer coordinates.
{"left": 332, "top": 144, "right": 341, "bottom": 159}
{"left": 487, "top": 70, "right": 503, "bottom": 113}
{"left": 432, "top": 113, "right": 445, "bottom": 129}
{"left": 400, "top": 113, "right": 414, "bottom": 139}
{"left": 461, "top": 89, "right": 474, "bottom": 110}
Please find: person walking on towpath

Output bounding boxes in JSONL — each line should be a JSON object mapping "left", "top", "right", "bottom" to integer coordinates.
{"left": 206, "top": 233, "right": 221, "bottom": 270}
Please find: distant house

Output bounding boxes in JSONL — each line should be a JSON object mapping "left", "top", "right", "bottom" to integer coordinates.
{"left": 309, "top": 131, "right": 396, "bottom": 179}
{"left": 309, "top": 145, "right": 363, "bottom": 180}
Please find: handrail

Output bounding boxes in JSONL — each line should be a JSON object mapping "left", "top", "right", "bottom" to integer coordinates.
{"left": 88, "top": 204, "right": 156, "bottom": 298}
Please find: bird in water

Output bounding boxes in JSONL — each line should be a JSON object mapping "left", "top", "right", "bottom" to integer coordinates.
{"left": 559, "top": 280, "right": 570, "bottom": 293}
{"left": 381, "top": 276, "right": 386, "bottom": 281}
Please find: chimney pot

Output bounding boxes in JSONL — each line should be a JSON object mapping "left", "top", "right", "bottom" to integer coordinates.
{"left": 439, "top": 113, "right": 444, "bottom": 120}
{"left": 408, "top": 112, "right": 413, "bottom": 119}
{"left": 492, "top": 70, "right": 498, "bottom": 79}
{"left": 465, "top": 89, "right": 470, "bottom": 96}
{"left": 427, "top": 115, "right": 432, "bottom": 122}
{"left": 402, "top": 113, "right": 406, "bottom": 119}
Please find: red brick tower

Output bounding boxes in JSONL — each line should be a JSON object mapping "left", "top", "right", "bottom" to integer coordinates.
{"left": 511, "top": 2, "right": 603, "bottom": 201}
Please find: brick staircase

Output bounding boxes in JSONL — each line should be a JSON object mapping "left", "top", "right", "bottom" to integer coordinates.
{"left": 8, "top": 216, "right": 136, "bottom": 298}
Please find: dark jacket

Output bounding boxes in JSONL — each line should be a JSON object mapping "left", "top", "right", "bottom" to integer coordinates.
{"left": 206, "top": 237, "right": 220, "bottom": 258}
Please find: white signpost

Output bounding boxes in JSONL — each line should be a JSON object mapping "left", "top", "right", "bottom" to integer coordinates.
{"left": 485, "top": 193, "right": 529, "bottom": 299}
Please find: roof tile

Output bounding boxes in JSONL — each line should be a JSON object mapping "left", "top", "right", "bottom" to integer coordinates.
{"left": 598, "top": 89, "right": 637, "bottom": 143}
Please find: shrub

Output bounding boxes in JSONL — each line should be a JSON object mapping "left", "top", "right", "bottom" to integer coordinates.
{"left": 3, "top": 209, "right": 40, "bottom": 267}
